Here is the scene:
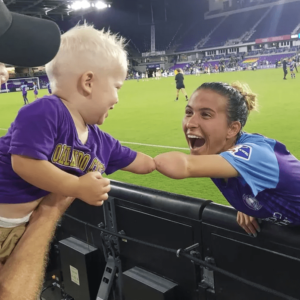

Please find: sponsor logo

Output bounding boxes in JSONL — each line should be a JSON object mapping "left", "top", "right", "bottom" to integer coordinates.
{"left": 242, "top": 194, "right": 262, "bottom": 211}
{"left": 263, "top": 212, "right": 292, "bottom": 226}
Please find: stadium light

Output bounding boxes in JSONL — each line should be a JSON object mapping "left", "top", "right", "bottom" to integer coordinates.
{"left": 95, "top": 1, "right": 108, "bottom": 9}
{"left": 68, "top": 1, "right": 110, "bottom": 11}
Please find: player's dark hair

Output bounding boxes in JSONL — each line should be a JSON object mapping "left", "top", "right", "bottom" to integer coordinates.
{"left": 197, "top": 81, "right": 258, "bottom": 137}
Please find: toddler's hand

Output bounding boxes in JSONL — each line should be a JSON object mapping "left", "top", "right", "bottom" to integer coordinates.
{"left": 76, "top": 172, "right": 111, "bottom": 206}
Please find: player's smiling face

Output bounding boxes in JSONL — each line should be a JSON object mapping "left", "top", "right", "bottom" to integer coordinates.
{"left": 182, "top": 89, "right": 233, "bottom": 155}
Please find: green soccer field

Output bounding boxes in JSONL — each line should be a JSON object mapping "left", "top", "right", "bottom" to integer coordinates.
{"left": 0, "top": 68, "right": 299, "bottom": 206}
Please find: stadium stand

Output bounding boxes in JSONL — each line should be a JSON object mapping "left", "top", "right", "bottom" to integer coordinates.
{"left": 249, "top": 1, "right": 300, "bottom": 41}
{"left": 172, "top": 1, "right": 300, "bottom": 52}
{"left": 204, "top": 8, "right": 268, "bottom": 48}
{"left": 176, "top": 17, "right": 225, "bottom": 52}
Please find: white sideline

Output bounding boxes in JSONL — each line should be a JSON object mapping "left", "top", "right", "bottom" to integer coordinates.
{"left": 0, "top": 128, "right": 189, "bottom": 150}
{"left": 120, "top": 141, "right": 189, "bottom": 150}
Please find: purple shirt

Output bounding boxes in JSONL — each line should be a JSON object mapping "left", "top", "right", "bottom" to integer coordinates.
{"left": 20, "top": 84, "right": 27, "bottom": 95}
{"left": 212, "top": 133, "right": 300, "bottom": 226}
{"left": 0, "top": 95, "right": 137, "bottom": 204}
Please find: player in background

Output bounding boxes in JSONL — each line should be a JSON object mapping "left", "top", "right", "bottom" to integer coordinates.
{"left": 207, "top": 65, "right": 211, "bottom": 75}
{"left": 195, "top": 67, "right": 200, "bottom": 77}
{"left": 46, "top": 82, "right": 52, "bottom": 94}
{"left": 175, "top": 68, "right": 188, "bottom": 102}
{"left": 289, "top": 59, "right": 296, "bottom": 79}
{"left": 0, "top": 63, "right": 9, "bottom": 91}
{"left": 293, "top": 58, "right": 298, "bottom": 73}
{"left": 282, "top": 59, "right": 288, "bottom": 80}
{"left": 20, "top": 81, "right": 29, "bottom": 105}
{"left": 145, "top": 71, "right": 149, "bottom": 81}
{"left": 156, "top": 69, "right": 162, "bottom": 80}
{"left": 136, "top": 71, "right": 140, "bottom": 82}
{"left": 33, "top": 81, "right": 38, "bottom": 100}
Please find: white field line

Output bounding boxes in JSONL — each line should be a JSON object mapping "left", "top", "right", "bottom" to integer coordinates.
{"left": 0, "top": 127, "right": 189, "bottom": 150}
{"left": 120, "top": 141, "right": 189, "bottom": 150}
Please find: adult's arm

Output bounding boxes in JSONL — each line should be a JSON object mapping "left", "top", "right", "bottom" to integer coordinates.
{"left": 154, "top": 152, "right": 238, "bottom": 179}
{"left": 0, "top": 194, "right": 75, "bottom": 300}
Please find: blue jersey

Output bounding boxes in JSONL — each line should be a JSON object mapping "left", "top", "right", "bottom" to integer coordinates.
{"left": 212, "top": 133, "right": 300, "bottom": 226}
{"left": 20, "top": 84, "right": 27, "bottom": 95}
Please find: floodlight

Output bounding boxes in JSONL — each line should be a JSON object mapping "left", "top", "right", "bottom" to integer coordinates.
{"left": 81, "top": 1, "right": 91, "bottom": 9}
{"left": 95, "top": 1, "right": 107, "bottom": 9}
{"left": 71, "top": 1, "right": 82, "bottom": 10}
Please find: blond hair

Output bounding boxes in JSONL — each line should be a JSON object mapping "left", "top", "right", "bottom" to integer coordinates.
{"left": 231, "top": 81, "right": 258, "bottom": 112}
{"left": 45, "top": 24, "right": 127, "bottom": 89}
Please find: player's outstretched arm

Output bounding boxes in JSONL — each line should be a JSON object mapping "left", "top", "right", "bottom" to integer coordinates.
{"left": 12, "top": 155, "right": 110, "bottom": 206}
{"left": 0, "top": 194, "right": 74, "bottom": 300}
{"left": 122, "top": 152, "right": 156, "bottom": 174}
{"left": 154, "top": 152, "right": 238, "bottom": 179}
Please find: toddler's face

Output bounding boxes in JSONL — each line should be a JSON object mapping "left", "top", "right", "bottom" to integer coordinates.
{"left": 84, "top": 65, "right": 127, "bottom": 125}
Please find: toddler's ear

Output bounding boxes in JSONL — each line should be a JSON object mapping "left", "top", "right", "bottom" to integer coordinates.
{"left": 80, "top": 71, "right": 94, "bottom": 96}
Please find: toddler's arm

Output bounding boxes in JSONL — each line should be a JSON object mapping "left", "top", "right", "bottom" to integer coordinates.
{"left": 122, "top": 152, "right": 156, "bottom": 174}
{"left": 12, "top": 155, "right": 110, "bottom": 206}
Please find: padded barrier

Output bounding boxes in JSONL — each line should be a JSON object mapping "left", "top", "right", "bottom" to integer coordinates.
{"left": 42, "top": 181, "right": 300, "bottom": 300}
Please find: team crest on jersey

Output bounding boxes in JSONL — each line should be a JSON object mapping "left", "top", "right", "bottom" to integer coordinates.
{"left": 228, "top": 144, "right": 252, "bottom": 160}
{"left": 242, "top": 194, "right": 262, "bottom": 211}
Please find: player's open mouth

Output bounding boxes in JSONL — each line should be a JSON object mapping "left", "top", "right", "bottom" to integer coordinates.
{"left": 187, "top": 134, "right": 205, "bottom": 150}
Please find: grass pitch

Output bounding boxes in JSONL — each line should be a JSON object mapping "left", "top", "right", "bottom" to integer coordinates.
{"left": 0, "top": 68, "right": 299, "bottom": 206}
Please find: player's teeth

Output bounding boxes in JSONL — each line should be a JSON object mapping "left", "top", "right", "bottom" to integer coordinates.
{"left": 188, "top": 135, "right": 200, "bottom": 139}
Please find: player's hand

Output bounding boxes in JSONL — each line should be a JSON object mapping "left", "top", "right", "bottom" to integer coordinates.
{"left": 237, "top": 211, "right": 260, "bottom": 237}
{"left": 76, "top": 172, "right": 111, "bottom": 206}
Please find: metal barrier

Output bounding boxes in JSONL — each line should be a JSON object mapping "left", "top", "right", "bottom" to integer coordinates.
{"left": 42, "top": 181, "right": 300, "bottom": 300}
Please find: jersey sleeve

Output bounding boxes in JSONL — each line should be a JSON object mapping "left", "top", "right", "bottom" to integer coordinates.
{"left": 103, "top": 133, "right": 137, "bottom": 175}
{"left": 8, "top": 99, "right": 60, "bottom": 160}
{"left": 220, "top": 142, "right": 279, "bottom": 196}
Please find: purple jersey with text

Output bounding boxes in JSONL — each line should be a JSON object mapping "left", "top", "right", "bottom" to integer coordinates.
{"left": 20, "top": 84, "right": 27, "bottom": 95}
{"left": 0, "top": 95, "right": 137, "bottom": 204}
{"left": 33, "top": 85, "right": 38, "bottom": 95}
{"left": 289, "top": 61, "right": 296, "bottom": 71}
{"left": 211, "top": 133, "right": 300, "bottom": 226}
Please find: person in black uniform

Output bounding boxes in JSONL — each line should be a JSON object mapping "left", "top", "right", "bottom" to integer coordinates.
{"left": 282, "top": 59, "right": 288, "bottom": 80}
{"left": 175, "top": 69, "right": 188, "bottom": 101}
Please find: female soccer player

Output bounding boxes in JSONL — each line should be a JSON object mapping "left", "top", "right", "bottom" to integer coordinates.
{"left": 175, "top": 69, "right": 188, "bottom": 101}
{"left": 33, "top": 81, "right": 38, "bottom": 99}
{"left": 20, "top": 81, "right": 29, "bottom": 105}
{"left": 46, "top": 82, "right": 52, "bottom": 95}
{"left": 289, "top": 59, "right": 296, "bottom": 79}
{"left": 155, "top": 82, "right": 300, "bottom": 236}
